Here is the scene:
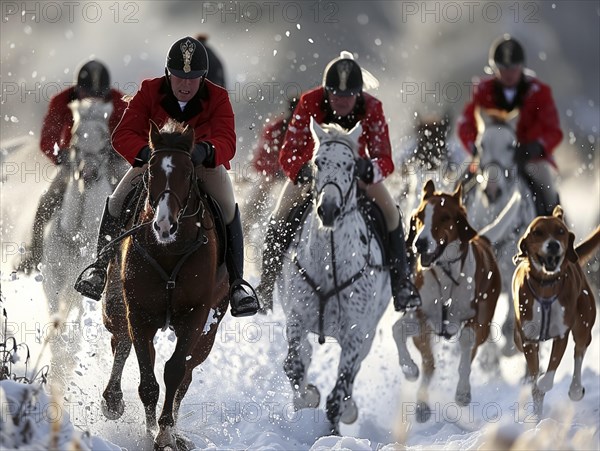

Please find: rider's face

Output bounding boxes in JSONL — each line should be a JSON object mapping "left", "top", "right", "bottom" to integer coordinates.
{"left": 328, "top": 92, "right": 358, "bottom": 117}
{"left": 170, "top": 75, "right": 202, "bottom": 102}
{"left": 496, "top": 64, "right": 523, "bottom": 88}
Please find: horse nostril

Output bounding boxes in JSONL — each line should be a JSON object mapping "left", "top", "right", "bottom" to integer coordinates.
{"left": 153, "top": 222, "right": 160, "bottom": 232}
{"left": 317, "top": 206, "right": 324, "bottom": 218}
{"left": 170, "top": 222, "right": 178, "bottom": 235}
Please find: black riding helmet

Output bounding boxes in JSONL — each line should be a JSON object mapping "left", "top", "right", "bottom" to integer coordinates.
{"left": 166, "top": 36, "right": 209, "bottom": 79}
{"left": 489, "top": 34, "right": 525, "bottom": 69}
{"left": 76, "top": 60, "right": 110, "bottom": 98}
{"left": 323, "top": 54, "right": 363, "bottom": 97}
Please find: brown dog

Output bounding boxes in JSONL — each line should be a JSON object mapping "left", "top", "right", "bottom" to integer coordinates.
{"left": 392, "top": 180, "right": 501, "bottom": 422}
{"left": 513, "top": 206, "right": 599, "bottom": 416}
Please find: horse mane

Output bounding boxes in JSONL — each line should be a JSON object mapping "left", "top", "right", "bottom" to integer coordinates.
{"left": 150, "top": 119, "right": 195, "bottom": 152}
{"left": 318, "top": 123, "right": 359, "bottom": 154}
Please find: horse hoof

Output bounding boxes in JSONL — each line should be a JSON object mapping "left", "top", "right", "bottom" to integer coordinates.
{"left": 101, "top": 398, "right": 125, "bottom": 420}
{"left": 401, "top": 363, "right": 419, "bottom": 381}
{"left": 569, "top": 385, "right": 585, "bottom": 401}
{"left": 501, "top": 342, "right": 518, "bottom": 357}
{"left": 294, "top": 384, "right": 321, "bottom": 410}
{"left": 340, "top": 398, "right": 358, "bottom": 424}
{"left": 455, "top": 391, "right": 471, "bottom": 406}
{"left": 416, "top": 401, "right": 431, "bottom": 423}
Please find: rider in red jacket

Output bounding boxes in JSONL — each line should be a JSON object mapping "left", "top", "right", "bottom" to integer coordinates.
{"left": 75, "top": 37, "right": 259, "bottom": 317}
{"left": 457, "top": 35, "right": 563, "bottom": 215}
{"left": 19, "top": 60, "right": 127, "bottom": 272}
{"left": 257, "top": 52, "right": 421, "bottom": 313}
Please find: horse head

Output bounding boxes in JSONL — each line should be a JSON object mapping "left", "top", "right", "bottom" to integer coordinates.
{"left": 68, "top": 98, "right": 114, "bottom": 183}
{"left": 474, "top": 107, "right": 519, "bottom": 204}
{"left": 309, "top": 118, "right": 362, "bottom": 228}
{"left": 147, "top": 119, "right": 196, "bottom": 244}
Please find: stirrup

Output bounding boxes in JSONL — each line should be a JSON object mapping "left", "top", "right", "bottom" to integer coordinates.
{"left": 393, "top": 279, "right": 421, "bottom": 312}
{"left": 229, "top": 279, "right": 259, "bottom": 318}
{"left": 74, "top": 264, "right": 107, "bottom": 301}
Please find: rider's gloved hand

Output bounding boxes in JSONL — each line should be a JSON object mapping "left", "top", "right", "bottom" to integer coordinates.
{"left": 356, "top": 158, "right": 374, "bottom": 184}
{"left": 56, "top": 149, "right": 69, "bottom": 165}
{"left": 133, "top": 146, "right": 151, "bottom": 167}
{"left": 191, "top": 142, "right": 215, "bottom": 167}
{"left": 515, "top": 141, "right": 544, "bottom": 168}
{"left": 294, "top": 163, "right": 313, "bottom": 185}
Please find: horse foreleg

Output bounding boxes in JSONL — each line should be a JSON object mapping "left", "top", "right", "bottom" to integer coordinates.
{"left": 325, "top": 331, "right": 369, "bottom": 434}
{"left": 172, "top": 316, "right": 221, "bottom": 425}
{"left": 130, "top": 319, "right": 159, "bottom": 434}
{"left": 102, "top": 333, "right": 132, "bottom": 420}
{"left": 501, "top": 296, "right": 518, "bottom": 357}
{"left": 283, "top": 315, "right": 318, "bottom": 410}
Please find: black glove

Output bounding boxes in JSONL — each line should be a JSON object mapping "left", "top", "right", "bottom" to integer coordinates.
{"left": 515, "top": 141, "right": 544, "bottom": 168}
{"left": 133, "top": 146, "right": 151, "bottom": 167}
{"left": 56, "top": 149, "right": 69, "bottom": 165}
{"left": 356, "top": 158, "right": 374, "bottom": 184}
{"left": 191, "top": 142, "right": 214, "bottom": 167}
{"left": 294, "top": 163, "right": 313, "bottom": 185}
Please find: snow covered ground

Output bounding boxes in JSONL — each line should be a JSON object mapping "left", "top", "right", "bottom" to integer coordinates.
{"left": 1, "top": 1, "right": 599, "bottom": 449}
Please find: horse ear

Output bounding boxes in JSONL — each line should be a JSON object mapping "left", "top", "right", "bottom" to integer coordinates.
{"left": 149, "top": 120, "right": 161, "bottom": 150}
{"left": 181, "top": 124, "right": 195, "bottom": 148}
{"left": 310, "top": 117, "right": 328, "bottom": 144}
{"left": 552, "top": 205, "right": 564, "bottom": 220}
{"left": 348, "top": 121, "right": 363, "bottom": 145}
{"left": 423, "top": 179, "right": 435, "bottom": 200}
{"left": 566, "top": 231, "right": 579, "bottom": 263}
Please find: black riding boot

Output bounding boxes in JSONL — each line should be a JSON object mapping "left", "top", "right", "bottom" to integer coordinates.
{"left": 74, "top": 198, "right": 121, "bottom": 301}
{"left": 389, "top": 221, "right": 421, "bottom": 311}
{"left": 18, "top": 171, "right": 68, "bottom": 272}
{"left": 256, "top": 218, "right": 286, "bottom": 313}
{"left": 226, "top": 205, "right": 259, "bottom": 317}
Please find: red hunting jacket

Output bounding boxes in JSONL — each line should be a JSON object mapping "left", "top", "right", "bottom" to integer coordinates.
{"left": 457, "top": 75, "right": 563, "bottom": 166}
{"left": 40, "top": 87, "right": 126, "bottom": 164}
{"left": 280, "top": 87, "right": 394, "bottom": 183}
{"left": 112, "top": 77, "right": 236, "bottom": 169}
{"left": 251, "top": 115, "right": 288, "bottom": 177}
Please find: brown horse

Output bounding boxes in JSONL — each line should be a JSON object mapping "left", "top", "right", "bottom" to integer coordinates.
{"left": 101, "top": 120, "right": 229, "bottom": 450}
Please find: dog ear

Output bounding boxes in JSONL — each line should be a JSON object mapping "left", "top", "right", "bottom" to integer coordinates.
{"left": 406, "top": 213, "right": 418, "bottom": 249}
{"left": 453, "top": 183, "right": 464, "bottom": 205}
{"left": 566, "top": 231, "right": 579, "bottom": 263}
{"left": 423, "top": 179, "right": 435, "bottom": 200}
{"left": 513, "top": 232, "right": 529, "bottom": 264}
{"left": 552, "top": 205, "right": 564, "bottom": 220}
{"left": 457, "top": 211, "right": 477, "bottom": 243}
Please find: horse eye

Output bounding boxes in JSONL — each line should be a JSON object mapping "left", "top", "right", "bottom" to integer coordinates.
{"left": 346, "top": 162, "right": 353, "bottom": 171}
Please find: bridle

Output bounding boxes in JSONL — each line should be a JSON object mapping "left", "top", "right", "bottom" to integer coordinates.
{"left": 313, "top": 140, "right": 358, "bottom": 218}
{"left": 146, "top": 148, "right": 202, "bottom": 222}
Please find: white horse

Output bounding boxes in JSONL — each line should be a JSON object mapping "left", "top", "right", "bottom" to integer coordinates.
{"left": 279, "top": 119, "right": 391, "bottom": 435}
{"left": 42, "top": 99, "right": 127, "bottom": 319}
{"left": 463, "top": 108, "right": 536, "bottom": 355}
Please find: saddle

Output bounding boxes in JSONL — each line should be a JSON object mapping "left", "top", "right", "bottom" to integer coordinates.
{"left": 282, "top": 191, "right": 388, "bottom": 262}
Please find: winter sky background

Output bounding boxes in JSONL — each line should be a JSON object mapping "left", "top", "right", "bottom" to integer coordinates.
{"left": 1, "top": 1, "right": 599, "bottom": 450}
